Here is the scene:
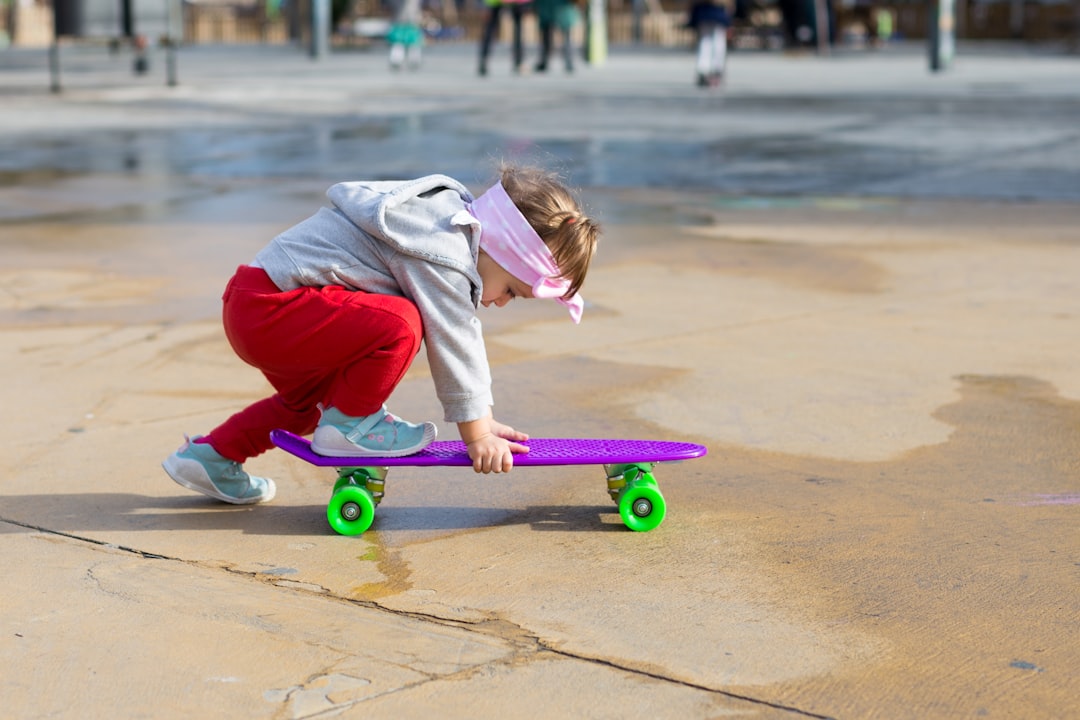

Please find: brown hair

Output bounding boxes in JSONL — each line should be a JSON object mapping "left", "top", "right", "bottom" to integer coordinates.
{"left": 498, "top": 164, "right": 600, "bottom": 300}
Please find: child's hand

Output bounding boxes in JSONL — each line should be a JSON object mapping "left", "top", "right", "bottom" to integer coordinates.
{"left": 466, "top": 434, "right": 528, "bottom": 473}
{"left": 489, "top": 418, "right": 530, "bottom": 445}
{"left": 458, "top": 415, "right": 530, "bottom": 473}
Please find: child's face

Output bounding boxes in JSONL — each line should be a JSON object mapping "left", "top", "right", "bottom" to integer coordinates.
{"left": 478, "top": 251, "right": 534, "bottom": 309}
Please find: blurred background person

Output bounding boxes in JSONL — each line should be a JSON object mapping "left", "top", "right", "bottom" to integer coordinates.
{"left": 388, "top": 0, "right": 425, "bottom": 70}
{"left": 478, "top": 0, "right": 532, "bottom": 76}
{"left": 686, "top": 0, "right": 732, "bottom": 87}
{"left": 534, "top": 0, "right": 581, "bottom": 73}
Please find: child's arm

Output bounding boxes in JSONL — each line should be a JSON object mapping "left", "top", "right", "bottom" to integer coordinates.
{"left": 458, "top": 411, "right": 530, "bottom": 474}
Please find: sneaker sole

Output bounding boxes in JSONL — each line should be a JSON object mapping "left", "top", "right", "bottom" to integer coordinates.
{"left": 162, "top": 455, "right": 276, "bottom": 505}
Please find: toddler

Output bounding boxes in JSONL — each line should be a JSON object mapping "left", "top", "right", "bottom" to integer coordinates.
{"left": 163, "top": 166, "right": 600, "bottom": 504}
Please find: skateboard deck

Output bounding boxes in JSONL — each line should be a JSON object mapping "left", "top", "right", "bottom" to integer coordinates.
{"left": 270, "top": 430, "right": 707, "bottom": 535}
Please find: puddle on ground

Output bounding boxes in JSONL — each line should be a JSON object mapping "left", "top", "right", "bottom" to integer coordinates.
{"left": 4, "top": 88, "right": 1079, "bottom": 199}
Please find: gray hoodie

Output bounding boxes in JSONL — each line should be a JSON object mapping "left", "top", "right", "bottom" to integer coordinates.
{"left": 252, "top": 174, "right": 494, "bottom": 423}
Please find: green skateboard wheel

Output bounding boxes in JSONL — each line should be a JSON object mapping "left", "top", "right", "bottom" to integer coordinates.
{"left": 618, "top": 483, "right": 666, "bottom": 532}
{"left": 327, "top": 485, "right": 376, "bottom": 536}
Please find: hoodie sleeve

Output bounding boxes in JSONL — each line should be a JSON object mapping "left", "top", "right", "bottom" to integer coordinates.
{"left": 385, "top": 247, "right": 495, "bottom": 423}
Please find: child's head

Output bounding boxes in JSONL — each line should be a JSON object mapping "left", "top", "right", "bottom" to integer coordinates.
{"left": 498, "top": 164, "right": 599, "bottom": 301}
{"left": 469, "top": 164, "right": 599, "bottom": 323}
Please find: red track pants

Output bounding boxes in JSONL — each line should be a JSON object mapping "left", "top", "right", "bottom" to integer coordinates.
{"left": 204, "top": 265, "right": 423, "bottom": 462}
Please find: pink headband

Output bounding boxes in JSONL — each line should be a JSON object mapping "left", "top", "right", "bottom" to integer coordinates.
{"left": 467, "top": 181, "right": 584, "bottom": 323}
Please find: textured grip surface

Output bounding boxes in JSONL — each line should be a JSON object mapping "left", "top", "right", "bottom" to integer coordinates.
{"left": 271, "top": 430, "right": 707, "bottom": 468}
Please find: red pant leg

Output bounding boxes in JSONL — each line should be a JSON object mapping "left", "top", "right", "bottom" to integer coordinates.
{"left": 206, "top": 266, "right": 423, "bottom": 462}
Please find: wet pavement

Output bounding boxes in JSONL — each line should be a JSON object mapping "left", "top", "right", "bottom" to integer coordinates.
{"left": 1, "top": 42, "right": 1079, "bottom": 718}
{"left": 2, "top": 43, "right": 1080, "bottom": 201}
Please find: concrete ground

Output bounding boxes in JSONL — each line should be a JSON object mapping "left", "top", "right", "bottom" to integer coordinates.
{"left": 1, "top": 40, "right": 1078, "bottom": 719}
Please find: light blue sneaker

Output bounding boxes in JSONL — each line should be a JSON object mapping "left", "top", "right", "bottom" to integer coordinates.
{"left": 311, "top": 405, "right": 437, "bottom": 457}
{"left": 162, "top": 435, "right": 276, "bottom": 505}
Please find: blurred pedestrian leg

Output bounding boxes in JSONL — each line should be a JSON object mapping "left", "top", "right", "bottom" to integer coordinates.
{"left": 478, "top": 0, "right": 531, "bottom": 76}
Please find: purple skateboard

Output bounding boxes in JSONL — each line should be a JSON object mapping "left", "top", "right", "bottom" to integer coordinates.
{"left": 270, "top": 430, "right": 707, "bottom": 535}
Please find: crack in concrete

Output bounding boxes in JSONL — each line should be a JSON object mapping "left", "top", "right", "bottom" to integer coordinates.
{"left": 542, "top": 647, "right": 837, "bottom": 719}
{"left": 2, "top": 517, "right": 834, "bottom": 718}
{"left": 264, "top": 669, "right": 376, "bottom": 720}
{"left": 1, "top": 517, "right": 174, "bottom": 560}
{"left": 315, "top": 599, "right": 836, "bottom": 718}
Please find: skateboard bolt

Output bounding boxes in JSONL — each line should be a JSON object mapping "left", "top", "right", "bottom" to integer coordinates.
{"left": 341, "top": 502, "right": 361, "bottom": 521}
{"left": 632, "top": 498, "right": 652, "bottom": 517}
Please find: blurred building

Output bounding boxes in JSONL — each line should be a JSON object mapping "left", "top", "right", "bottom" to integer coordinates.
{"left": 1, "top": 0, "right": 1077, "bottom": 50}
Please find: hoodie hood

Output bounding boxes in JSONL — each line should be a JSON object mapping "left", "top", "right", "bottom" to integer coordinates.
{"left": 326, "top": 174, "right": 482, "bottom": 280}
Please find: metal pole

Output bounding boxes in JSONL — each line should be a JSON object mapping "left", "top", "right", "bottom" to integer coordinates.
{"left": 120, "top": 0, "right": 134, "bottom": 38}
{"left": 587, "top": 0, "right": 607, "bottom": 64}
{"left": 165, "top": 0, "right": 181, "bottom": 86}
{"left": 929, "top": 0, "right": 955, "bottom": 72}
{"left": 310, "top": 0, "right": 330, "bottom": 59}
{"left": 49, "top": 40, "right": 62, "bottom": 93}
{"left": 929, "top": 0, "right": 940, "bottom": 71}
{"left": 813, "top": 0, "right": 830, "bottom": 55}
